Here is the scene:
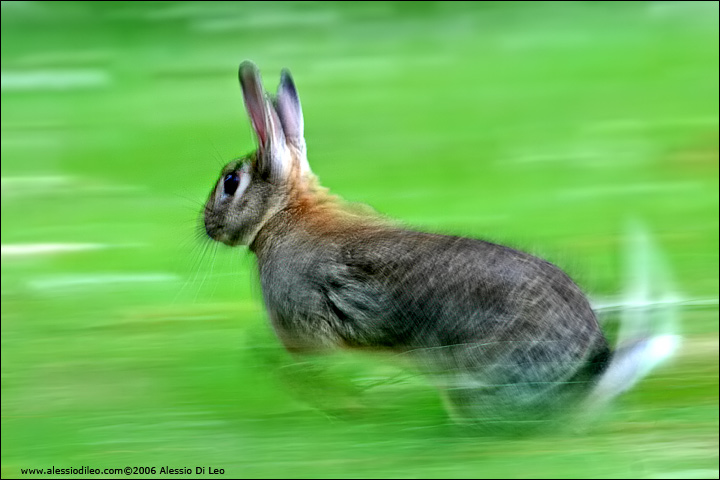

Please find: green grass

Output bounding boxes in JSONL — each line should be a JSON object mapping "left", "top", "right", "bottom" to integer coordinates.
{"left": 2, "top": 2, "right": 718, "bottom": 478}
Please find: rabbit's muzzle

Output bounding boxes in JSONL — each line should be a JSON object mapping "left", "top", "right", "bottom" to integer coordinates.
{"left": 203, "top": 215, "right": 233, "bottom": 245}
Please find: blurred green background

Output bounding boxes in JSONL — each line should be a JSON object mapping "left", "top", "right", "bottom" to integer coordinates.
{"left": 2, "top": 1, "right": 718, "bottom": 478}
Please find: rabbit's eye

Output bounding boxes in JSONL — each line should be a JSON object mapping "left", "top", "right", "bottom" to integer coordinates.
{"left": 223, "top": 172, "right": 240, "bottom": 196}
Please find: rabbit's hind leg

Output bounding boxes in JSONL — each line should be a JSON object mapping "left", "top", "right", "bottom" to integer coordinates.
{"left": 437, "top": 373, "right": 558, "bottom": 435}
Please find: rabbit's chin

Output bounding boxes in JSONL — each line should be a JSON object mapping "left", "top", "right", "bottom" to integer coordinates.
{"left": 215, "top": 232, "right": 245, "bottom": 247}
{"left": 205, "top": 226, "right": 243, "bottom": 247}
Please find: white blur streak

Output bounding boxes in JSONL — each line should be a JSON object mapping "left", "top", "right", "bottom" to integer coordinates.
{"left": 618, "top": 219, "right": 682, "bottom": 350}
{"left": 28, "top": 273, "right": 180, "bottom": 291}
{"left": 592, "top": 297, "right": 718, "bottom": 313}
{"left": 1, "top": 243, "right": 108, "bottom": 256}
{"left": 1, "top": 176, "right": 144, "bottom": 198}
{"left": 1, "top": 176, "right": 73, "bottom": 189}
{"left": 0, "top": 69, "right": 110, "bottom": 91}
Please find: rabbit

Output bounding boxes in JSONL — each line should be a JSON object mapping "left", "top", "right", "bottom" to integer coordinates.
{"left": 203, "top": 61, "right": 678, "bottom": 431}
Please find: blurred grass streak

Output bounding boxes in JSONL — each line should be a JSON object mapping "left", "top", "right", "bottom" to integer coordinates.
{"left": 1, "top": 1, "right": 718, "bottom": 478}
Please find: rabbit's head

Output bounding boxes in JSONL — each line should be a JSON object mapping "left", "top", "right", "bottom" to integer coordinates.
{"left": 204, "top": 61, "right": 311, "bottom": 246}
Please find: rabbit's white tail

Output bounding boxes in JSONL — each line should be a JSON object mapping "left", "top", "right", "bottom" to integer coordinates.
{"left": 585, "top": 221, "right": 681, "bottom": 411}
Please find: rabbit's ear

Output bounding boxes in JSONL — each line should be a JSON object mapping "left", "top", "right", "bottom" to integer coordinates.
{"left": 275, "top": 69, "right": 304, "bottom": 147}
{"left": 275, "top": 68, "right": 311, "bottom": 174}
{"left": 238, "top": 61, "right": 288, "bottom": 181}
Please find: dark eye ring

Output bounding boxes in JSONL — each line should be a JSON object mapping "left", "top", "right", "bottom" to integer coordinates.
{"left": 223, "top": 172, "right": 240, "bottom": 196}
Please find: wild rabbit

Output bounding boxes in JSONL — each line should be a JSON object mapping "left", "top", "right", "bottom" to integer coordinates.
{"left": 203, "top": 61, "right": 677, "bottom": 431}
